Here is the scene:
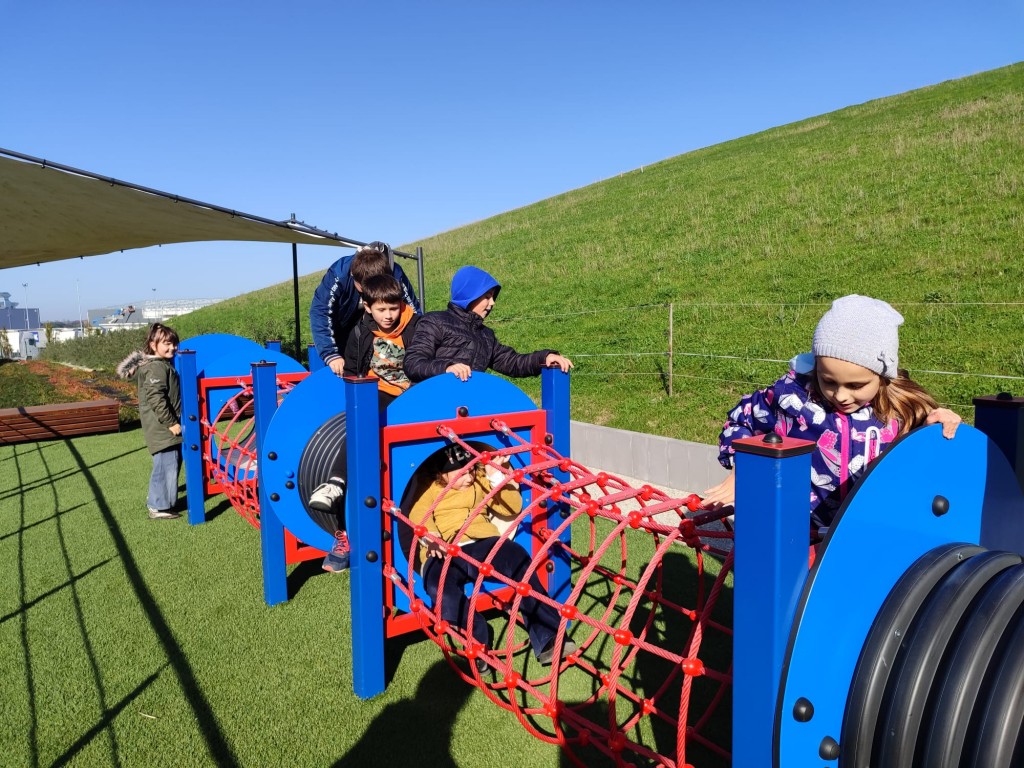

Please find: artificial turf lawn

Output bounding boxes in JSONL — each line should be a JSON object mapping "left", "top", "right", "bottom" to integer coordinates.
{"left": 1, "top": 429, "right": 731, "bottom": 767}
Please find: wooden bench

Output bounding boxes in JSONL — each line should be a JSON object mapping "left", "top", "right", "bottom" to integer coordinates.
{"left": 0, "top": 399, "right": 121, "bottom": 445}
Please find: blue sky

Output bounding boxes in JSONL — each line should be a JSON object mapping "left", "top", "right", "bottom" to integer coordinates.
{"left": 3, "top": 1, "right": 1022, "bottom": 320}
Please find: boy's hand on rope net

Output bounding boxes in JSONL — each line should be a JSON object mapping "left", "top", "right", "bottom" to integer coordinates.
{"left": 925, "top": 407, "right": 962, "bottom": 439}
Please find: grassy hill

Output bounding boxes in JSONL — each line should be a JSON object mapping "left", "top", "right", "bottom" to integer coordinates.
{"left": 50, "top": 62, "right": 1024, "bottom": 443}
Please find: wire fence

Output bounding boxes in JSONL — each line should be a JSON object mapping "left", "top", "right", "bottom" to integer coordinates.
{"left": 495, "top": 301, "right": 1024, "bottom": 416}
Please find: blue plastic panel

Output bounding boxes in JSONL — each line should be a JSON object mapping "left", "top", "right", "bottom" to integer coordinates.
{"left": 776, "top": 425, "right": 1024, "bottom": 765}
{"left": 259, "top": 367, "right": 347, "bottom": 552}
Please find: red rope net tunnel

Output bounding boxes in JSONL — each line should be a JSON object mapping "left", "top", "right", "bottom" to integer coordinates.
{"left": 384, "top": 420, "right": 735, "bottom": 768}
{"left": 201, "top": 379, "right": 297, "bottom": 527}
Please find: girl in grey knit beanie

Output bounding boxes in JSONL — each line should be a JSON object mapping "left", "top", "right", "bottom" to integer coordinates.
{"left": 701, "top": 295, "right": 962, "bottom": 523}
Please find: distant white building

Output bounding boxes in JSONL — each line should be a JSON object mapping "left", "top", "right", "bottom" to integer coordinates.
{"left": 87, "top": 297, "right": 222, "bottom": 332}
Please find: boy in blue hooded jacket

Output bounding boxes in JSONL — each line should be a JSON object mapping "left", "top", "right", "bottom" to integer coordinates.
{"left": 404, "top": 266, "right": 572, "bottom": 382}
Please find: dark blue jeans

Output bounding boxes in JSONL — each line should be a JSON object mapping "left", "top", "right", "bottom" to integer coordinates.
{"left": 422, "top": 537, "right": 560, "bottom": 657}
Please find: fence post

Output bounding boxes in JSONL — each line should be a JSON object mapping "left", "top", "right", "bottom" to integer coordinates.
{"left": 668, "top": 302, "right": 674, "bottom": 397}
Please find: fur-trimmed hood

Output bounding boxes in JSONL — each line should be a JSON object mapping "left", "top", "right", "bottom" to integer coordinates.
{"left": 116, "top": 350, "right": 148, "bottom": 380}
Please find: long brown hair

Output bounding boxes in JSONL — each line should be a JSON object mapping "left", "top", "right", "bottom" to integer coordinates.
{"left": 872, "top": 372, "right": 939, "bottom": 436}
{"left": 811, "top": 368, "right": 937, "bottom": 436}
{"left": 808, "top": 367, "right": 937, "bottom": 436}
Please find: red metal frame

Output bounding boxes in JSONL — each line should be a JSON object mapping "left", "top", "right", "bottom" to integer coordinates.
{"left": 199, "top": 372, "right": 307, "bottom": 495}
{"left": 380, "top": 409, "right": 549, "bottom": 638}
{"left": 197, "top": 371, "right": 323, "bottom": 560}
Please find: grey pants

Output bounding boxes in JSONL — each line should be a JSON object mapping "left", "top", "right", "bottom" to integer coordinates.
{"left": 147, "top": 448, "right": 182, "bottom": 511}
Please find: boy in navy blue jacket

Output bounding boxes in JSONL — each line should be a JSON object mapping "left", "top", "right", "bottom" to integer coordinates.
{"left": 404, "top": 266, "right": 572, "bottom": 382}
{"left": 309, "top": 241, "right": 421, "bottom": 375}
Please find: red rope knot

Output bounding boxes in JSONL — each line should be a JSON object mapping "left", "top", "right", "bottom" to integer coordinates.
{"left": 543, "top": 700, "right": 562, "bottom": 719}
{"left": 489, "top": 418, "right": 511, "bottom": 434}
{"left": 681, "top": 657, "right": 706, "bottom": 677}
{"left": 613, "top": 629, "right": 633, "bottom": 646}
{"left": 515, "top": 581, "right": 532, "bottom": 597}
{"left": 445, "top": 543, "right": 461, "bottom": 558}
{"left": 381, "top": 498, "right": 395, "bottom": 514}
{"left": 609, "top": 732, "right": 627, "bottom": 752}
{"left": 504, "top": 671, "right": 521, "bottom": 690}
{"left": 682, "top": 493, "right": 703, "bottom": 512}
{"left": 585, "top": 501, "right": 600, "bottom": 518}
{"left": 436, "top": 424, "right": 455, "bottom": 439}
{"left": 558, "top": 459, "right": 571, "bottom": 472}
{"left": 478, "top": 562, "right": 494, "bottom": 577}
{"left": 478, "top": 451, "right": 492, "bottom": 465}
{"left": 559, "top": 604, "right": 578, "bottom": 620}
{"left": 678, "top": 518, "right": 701, "bottom": 548}
{"left": 511, "top": 468, "right": 525, "bottom": 483}
{"left": 536, "top": 527, "right": 555, "bottom": 542}
{"left": 627, "top": 511, "right": 643, "bottom": 529}
{"left": 639, "top": 485, "right": 655, "bottom": 501}
{"left": 434, "top": 620, "right": 450, "bottom": 634}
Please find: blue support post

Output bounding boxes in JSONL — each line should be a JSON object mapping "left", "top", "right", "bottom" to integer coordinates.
{"left": 252, "top": 361, "right": 288, "bottom": 606}
{"left": 176, "top": 349, "right": 207, "bottom": 525}
{"left": 265, "top": 339, "right": 281, "bottom": 353}
{"left": 974, "top": 393, "right": 1024, "bottom": 493}
{"left": 731, "top": 434, "right": 815, "bottom": 768}
{"left": 308, "top": 344, "right": 324, "bottom": 372}
{"left": 344, "top": 376, "right": 386, "bottom": 699}
{"left": 541, "top": 367, "right": 573, "bottom": 605}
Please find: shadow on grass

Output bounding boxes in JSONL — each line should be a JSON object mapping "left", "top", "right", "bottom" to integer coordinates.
{"left": 201, "top": 496, "right": 233, "bottom": 523}
{"left": 332, "top": 660, "right": 472, "bottom": 768}
{"left": 552, "top": 548, "right": 733, "bottom": 768}
{"left": 36, "top": 440, "right": 240, "bottom": 766}
{"left": 630, "top": 548, "right": 732, "bottom": 768}
{"left": 0, "top": 444, "right": 148, "bottom": 503}
{"left": 287, "top": 559, "right": 325, "bottom": 599}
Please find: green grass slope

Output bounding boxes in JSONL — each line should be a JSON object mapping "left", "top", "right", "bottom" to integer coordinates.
{"left": 56, "top": 62, "right": 1024, "bottom": 443}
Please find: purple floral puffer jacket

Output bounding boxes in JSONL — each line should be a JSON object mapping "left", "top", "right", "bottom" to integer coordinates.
{"left": 717, "top": 360, "right": 899, "bottom": 529}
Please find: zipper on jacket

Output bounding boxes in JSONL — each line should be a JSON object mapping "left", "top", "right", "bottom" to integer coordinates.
{"left": 838, "top": 412, "right": 850, "bottom": 499}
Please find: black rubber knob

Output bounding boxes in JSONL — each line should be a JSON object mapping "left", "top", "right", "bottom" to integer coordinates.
{"left": 792, "top": 697, "right": 814, "bottom": 722}
{"left": 932, "top": 495, "right": 950, "bottom": 517}
{"left": 819, "top": 736, "right": 840, "bottom": 759}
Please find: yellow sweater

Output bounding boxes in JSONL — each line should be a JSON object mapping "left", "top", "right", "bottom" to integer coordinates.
{"left": 409, "top": 472, "right": 522, "bottom": 545}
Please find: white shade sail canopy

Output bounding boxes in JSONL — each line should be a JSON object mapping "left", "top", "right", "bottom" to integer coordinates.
{"left": 0, "top": 148, "right": 354, "bottom": 269}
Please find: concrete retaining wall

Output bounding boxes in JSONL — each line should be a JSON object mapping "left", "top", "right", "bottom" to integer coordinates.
{"left": 569, "top": 421, "right": 730, "bottom": 494}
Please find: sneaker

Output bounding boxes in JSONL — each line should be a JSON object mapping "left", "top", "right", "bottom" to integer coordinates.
{"left": 474, "top": 655, "right": 495, "bottom": 681}
{"left": 538, "top": 638, "right": 578, "bottom": 666}
{"left": 309, "top": 478, "right": 346, "bottom": 513}
{"left": 148, "top": 507, "right": 181, "bottom": 520}
{"left": 322, "top": 530, "right": 350, "bottom": 573}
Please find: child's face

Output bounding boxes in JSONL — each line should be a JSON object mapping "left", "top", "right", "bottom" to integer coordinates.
{"left": 369, "top": 300, "right": 403, "bottom": 332}
{"left": 441, "top": 467, "right": 475, "bottom": 490}
{"left": 151, "top": 335, "right": 177, "bottom": 359}
{"left": 815, "top": 357, "right": 881, "bottom": 414}
{"left": 467, "top": 289, "right": 497, "bottom": 319}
